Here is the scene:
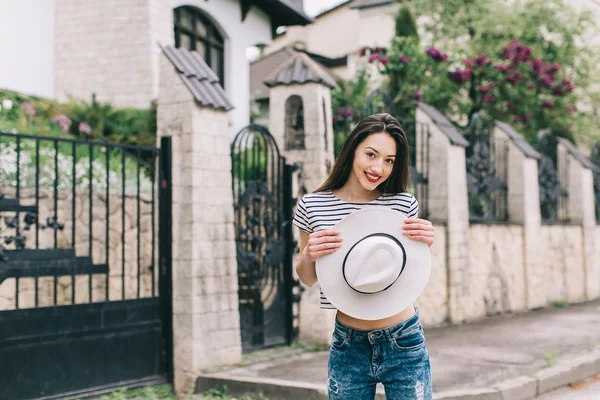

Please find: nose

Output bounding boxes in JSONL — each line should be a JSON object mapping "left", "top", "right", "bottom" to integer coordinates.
{"left": 371, "top": 160, "right": 383, "bottom": 174}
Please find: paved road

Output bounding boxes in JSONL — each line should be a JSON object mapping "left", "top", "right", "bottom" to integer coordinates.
{"left": 538, "top": 376, "right": 600, "bottom": 399}
{"left": 216, "top": 300, "right": 600, "bottom": 392}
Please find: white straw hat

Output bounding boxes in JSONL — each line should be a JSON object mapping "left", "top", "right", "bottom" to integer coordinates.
{"left": 316, "top": 207, "right": 431, "bottom": 320}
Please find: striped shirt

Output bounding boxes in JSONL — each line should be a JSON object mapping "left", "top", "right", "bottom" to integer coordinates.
{"left": 292, "top": 190, "right": 419, "bottom": 309}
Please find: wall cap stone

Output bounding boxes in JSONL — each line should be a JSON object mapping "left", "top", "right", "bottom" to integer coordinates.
{"left": 417, "top": 103, "right": 469, "bottom": 147}
{"left": 264, "top": 52, "right": 336, "bottom": 89}
{"left": 160, "top": 44, "right": 234, "bottom": 111}
{"left": 558, "top": 137, "right": 600, "bottom": 171}
{"left": 495, "top": 121, "right": 541, "bottom": 160}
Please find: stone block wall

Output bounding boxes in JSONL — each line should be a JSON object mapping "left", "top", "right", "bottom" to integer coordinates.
{"left": 54, "top": 0, "right": 161, "bottom": 108}
{"left": 0, "top": 188, "right": 156, "bottom": 310}
{"left": 157, "top": 52, "right": 241, "bottom": 393}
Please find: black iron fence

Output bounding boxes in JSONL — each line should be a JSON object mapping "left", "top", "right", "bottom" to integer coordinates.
{"left": 536, "top": 132, "right": 569, "bottom": 222}
{"left": 0, "top": 131, "right": 171, "bottom": 399}
{"left": 464, "top": 113, "right": 508, "bottom": 221}
{"left": 0, "top": 131, "right": 160, "bottom": 306}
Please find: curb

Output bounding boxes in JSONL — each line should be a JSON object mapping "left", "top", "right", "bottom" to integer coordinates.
{"left": 195, "top": 349, "right": 600, "bottom": 400}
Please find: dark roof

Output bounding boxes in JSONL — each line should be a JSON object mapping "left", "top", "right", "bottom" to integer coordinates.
{"left": 558, "top": 138, "right": 600, "bottom": 171}
{"left": 265, "top": 52, "right": 337, "bottom": 89}
{"left": 350, "top": 0, "right": 393, "bottom": 9}
{"left": 417, "top": 103, "right": 469, "bottom": 147}
{"left": 251, "top": 47, "right": 298, "bottom": 100}
{"left": 495, "top": 121, "right": 541, "bottom": 159}
{"left": 257, "top": 0, "right": 312, "bottom": 27}
{"left": 161, "top": 45, "right": 234, "bottom": 111}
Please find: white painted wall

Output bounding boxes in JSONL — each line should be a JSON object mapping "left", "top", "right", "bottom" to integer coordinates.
{"left": 0, "top": 0, "right": 55, "bottom": 98}
{"left": 173, "top": 0, "right": 273, "bottom": 136}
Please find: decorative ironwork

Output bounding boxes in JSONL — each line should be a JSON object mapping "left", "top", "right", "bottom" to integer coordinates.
{"left": 536, "top": 131, "right": 569, "bottom": 222}
{"left": 0, "top": 131, "right": 171, "bottom": 399}
{"left": 592, "top": 142, "right": 600, "bottom": 223}
{"left": 231, "top": 124, "right": 295, "bottom": 350}
{"left": 464, "top": 113, "right": 508, "bottom": 221}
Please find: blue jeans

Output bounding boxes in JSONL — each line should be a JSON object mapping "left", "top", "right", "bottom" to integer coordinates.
{"left": 327, "top": 310, "right": 432, "bottom": 400}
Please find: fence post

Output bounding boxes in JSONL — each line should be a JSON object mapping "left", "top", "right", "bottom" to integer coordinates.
{"left": 494, "top": 122, "right": 544, "bottom": 310}
{"left": 557, "top": 138, "right": 600, "bottom": 300}
{"left": 157, "top": 47, "right": 241, "bottom": 393}
{"left": 416, "top": 104, "right": 481, "bottom": 323}
{"left": 266, "top": 54, "right": 337, "bottom": 345}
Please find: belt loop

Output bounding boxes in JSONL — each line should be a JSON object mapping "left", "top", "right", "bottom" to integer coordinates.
{"left": 347, "top": 326, "right": 353, "bottom": 342}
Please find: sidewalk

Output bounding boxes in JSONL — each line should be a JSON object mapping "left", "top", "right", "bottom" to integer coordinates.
{"left": 196, "top": 299, "right": 600, "bottom": 399}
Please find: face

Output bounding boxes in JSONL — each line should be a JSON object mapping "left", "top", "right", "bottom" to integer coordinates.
{"left": 352, "top": 132, "right": 397, "bottom": 191}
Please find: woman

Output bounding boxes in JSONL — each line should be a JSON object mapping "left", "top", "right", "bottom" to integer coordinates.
{"left": 292, "top": 113, "right": 435, "bottom": 400}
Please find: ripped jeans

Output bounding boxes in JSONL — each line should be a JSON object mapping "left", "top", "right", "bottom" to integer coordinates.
{"left": 327, "top": 310, "right": 432, "bottom": 400}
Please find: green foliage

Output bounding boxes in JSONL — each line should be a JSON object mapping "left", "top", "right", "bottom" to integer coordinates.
{"left": 204, "top": 385, "right": 270, "bottom": 400}
{"left": 543, "top": 349, "right": 560, "bottom": 368}
{"left": 97, "top": 384, "right": 176, "bottom": 400}
{"left": 391, "top": 0, "right": 599, "bottom": 144}
{"left": 330, "top": 68, "right": 371, "bottom": 155}
{"left": 0, "top": 89, "right": 156, "bottom": 147}
{"left": 395, "top": 6, "right": 418, "bottom": 39}
{"left": 552, "top": 300, "right": 568, "bottom": 308}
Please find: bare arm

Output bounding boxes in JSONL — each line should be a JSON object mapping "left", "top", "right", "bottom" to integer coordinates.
{"left": 296, "top": 229, "right": 342, "bottom": 287}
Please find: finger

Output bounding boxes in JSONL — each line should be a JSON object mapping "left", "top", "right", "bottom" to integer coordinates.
{"left": 409, "top": 235, "right": 434, "bottom": 244}
{"left": 405, "top": 218, "right": 432, "bottom": 225}
{"left": 312, "top": 242, "right": 343, "bottom": 252}
{"left": 403, "top": 223, "right": 433, "bottom": 231}
{"left": 311, "top": 229, "right": 340, "bottom": 238}
{"left": 311, "top": 235, "right": 343, "bottom": 245}
{"left": 312, "top": 248, "right": 339, "bottom": 259}
{"left": 404, "top": 230, "right": 434, "bottom": 237}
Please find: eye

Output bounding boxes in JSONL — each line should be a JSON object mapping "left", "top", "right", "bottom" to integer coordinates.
{"left": 386, "top": 159, "right": 395, "bottom": 164}
{"left": 366, "top": 152, "right": 375, "bottom": 158}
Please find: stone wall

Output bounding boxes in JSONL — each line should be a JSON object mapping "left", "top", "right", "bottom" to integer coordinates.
{"left": 414, "top": 224, "right": 448, "bottom": 326}
{"left": 54, "top": 0, "right": 156, "bottom": 108}
{"left": 540, "top": 224, "right": 586, "bottom": 304}
{"left": 468, "top": 224, "right": 526, "bottom": 315}
{"left": 0, "top": 188, "right": 156, "bottom": 310}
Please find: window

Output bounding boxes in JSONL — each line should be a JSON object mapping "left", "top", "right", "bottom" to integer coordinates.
{"left": 285, "top": 95, "right": 305, "bottom": 150}
{"left": 174, "top": 6, "right": 225, "bottom": 87}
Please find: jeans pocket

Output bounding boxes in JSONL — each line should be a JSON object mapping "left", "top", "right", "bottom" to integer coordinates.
{"left": 391, "top": 327, "right": 426, "bottom": 351}
{"left": 331, "top": 331, "right": 348, "bottom": 349}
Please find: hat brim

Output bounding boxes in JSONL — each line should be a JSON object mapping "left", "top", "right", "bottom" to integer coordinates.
{"left": 316, "top": 207, "right": 431, "bottom": 321}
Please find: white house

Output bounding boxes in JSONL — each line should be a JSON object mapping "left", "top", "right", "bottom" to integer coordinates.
{"left": 264, "top": 0, "right": 398, "bottom": 80}
{"left": 0, "top": 0, "right": 311, "bottom": 136}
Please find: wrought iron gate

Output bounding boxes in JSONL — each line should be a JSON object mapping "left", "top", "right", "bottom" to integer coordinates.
{"left": 231, "top": 125, "right": 294, "bottom": 351}
{"left": 0, "top": 132, "right": 173, "bottom": 399}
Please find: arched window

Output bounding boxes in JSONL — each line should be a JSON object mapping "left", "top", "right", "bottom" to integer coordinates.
{"left": 285, "top": 95, "right": 305, "bottom": 150}
{"left": 174, "top": 6, "right": 225, "bottom": 86}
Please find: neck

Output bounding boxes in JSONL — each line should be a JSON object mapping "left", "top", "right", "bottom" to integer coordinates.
{"left": 335, "top": 174, "right": 380, "bottom": 202}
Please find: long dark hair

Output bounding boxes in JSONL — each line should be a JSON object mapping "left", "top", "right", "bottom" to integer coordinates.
{"left": 315, "top": 113, "right": 410, "bottom": 194}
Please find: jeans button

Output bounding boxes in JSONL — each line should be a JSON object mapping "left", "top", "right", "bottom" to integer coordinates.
{"left": 370, "top": 334, "right": 375, "bottom": 339}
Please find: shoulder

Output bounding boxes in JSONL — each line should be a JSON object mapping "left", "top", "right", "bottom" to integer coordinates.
{"left": 300, "top": 191, "right": 336, "bottom": 207}
{"left": 380, "top": 192, "right": 419, "bottom": 217}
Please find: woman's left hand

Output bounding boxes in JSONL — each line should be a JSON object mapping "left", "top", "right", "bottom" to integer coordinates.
{"left": 403, "top": 218, "right": 435, "bottom": 247}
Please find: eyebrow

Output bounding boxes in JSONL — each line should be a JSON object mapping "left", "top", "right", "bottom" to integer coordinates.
{"left": 366, "top": 146, "right": 396, "bottom": 157}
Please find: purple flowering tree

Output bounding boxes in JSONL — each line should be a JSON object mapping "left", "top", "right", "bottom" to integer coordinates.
{"left": 360, "top": 37, "right": 455, "bottom": 117}
{"left": 447, "top": 40, "right": 577, "bottom": 142}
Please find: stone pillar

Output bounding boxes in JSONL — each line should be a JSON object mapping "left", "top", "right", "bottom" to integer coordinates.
{"left": 266, "top": 54, "right": 336, "bottom": 345}
{"left": 558, "top": 138, "right": 600, "bottom": 300}
{"left": 494, "top": 122, "right": 545, "bottom": 309}
{"left": 416, "top": 104, "right": 479, "bottom": 323}
{"left": 157, "top": 50, "right": 241, "bottom": 393}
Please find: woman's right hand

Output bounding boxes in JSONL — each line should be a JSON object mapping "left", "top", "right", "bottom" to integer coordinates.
{"left": 302, "top": 229, "right": 343, "bottom": 262}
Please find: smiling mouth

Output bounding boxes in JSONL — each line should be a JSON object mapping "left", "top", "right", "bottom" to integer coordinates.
{"left": 364, "top": 172, "right": 381, "bottom": 183}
